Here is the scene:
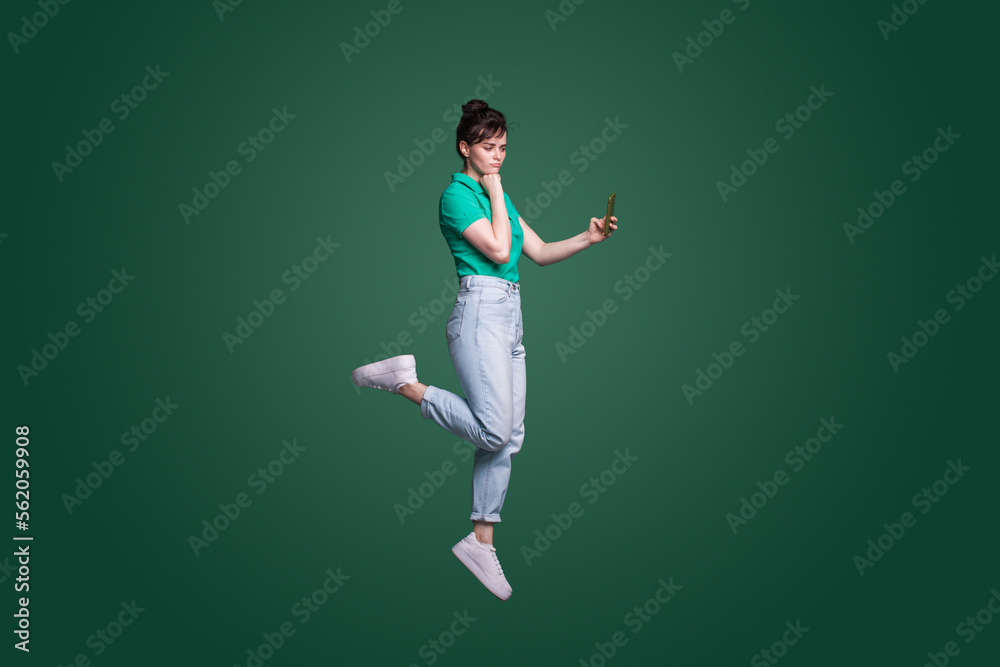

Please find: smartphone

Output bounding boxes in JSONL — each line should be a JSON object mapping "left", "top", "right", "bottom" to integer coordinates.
{"left": 604, "top": 193, "right": 616, "bottom": 237}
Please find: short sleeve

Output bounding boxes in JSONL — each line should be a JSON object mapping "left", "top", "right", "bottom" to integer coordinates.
{"left": 441, "top": 187, "right": 486, "bottom": 235}
{"left": 505, "top": 194, "right": 521, "bottom": 225}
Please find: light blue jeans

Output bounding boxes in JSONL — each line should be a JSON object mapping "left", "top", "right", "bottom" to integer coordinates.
{"left": 420, "top": 274, "right": 525, "bottom": 523}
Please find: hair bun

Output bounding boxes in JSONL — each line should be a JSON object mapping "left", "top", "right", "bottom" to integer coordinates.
{"left": 462, "top": 99, "right": 490, "bottom": 115}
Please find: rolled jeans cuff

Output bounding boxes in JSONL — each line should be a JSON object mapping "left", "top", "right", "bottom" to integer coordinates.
{"left": 420, "top": 385, "right": 438, "bottom": 420}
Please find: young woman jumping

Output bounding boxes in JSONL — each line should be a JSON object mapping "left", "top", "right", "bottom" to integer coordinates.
{"left": 351, "top": 98, "right": 618, "bottom": 600}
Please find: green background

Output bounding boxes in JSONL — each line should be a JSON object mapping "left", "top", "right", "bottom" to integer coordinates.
{"left": 4, "top": 0, "right": 998, "bottom": 664}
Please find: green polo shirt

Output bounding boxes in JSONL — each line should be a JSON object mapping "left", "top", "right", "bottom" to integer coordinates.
{"left": 439, "top": 172, "right": 524, "bottom": 283}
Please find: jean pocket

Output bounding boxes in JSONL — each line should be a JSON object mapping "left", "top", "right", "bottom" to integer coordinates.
{"left": 477, "top": 286, "right": 509, "bottom": 304}
{"left": 446, "top": 301, "right": 467, "bottom": 342}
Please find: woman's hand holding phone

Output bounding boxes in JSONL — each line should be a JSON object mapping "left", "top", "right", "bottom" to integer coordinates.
{"left": 587, "top": 193, "right": 618, "bottom": 244}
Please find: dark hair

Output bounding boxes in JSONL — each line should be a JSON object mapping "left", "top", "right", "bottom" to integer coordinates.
{"left": 456, "top": 99, "right": 512, "bottom": 161}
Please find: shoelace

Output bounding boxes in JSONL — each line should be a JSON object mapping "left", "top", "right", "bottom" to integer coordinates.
{"left": 490, "top": 547, "right": 504, "bottom": 576}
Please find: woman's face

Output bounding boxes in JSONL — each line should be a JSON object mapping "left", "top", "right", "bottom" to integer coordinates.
{"left": 463, "top": 131, "right": 506, "bottom": 177}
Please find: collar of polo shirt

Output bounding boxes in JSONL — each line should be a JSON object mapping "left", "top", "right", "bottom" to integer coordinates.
{"left": 452, "top": 172, "right": 486, "bottom": 194}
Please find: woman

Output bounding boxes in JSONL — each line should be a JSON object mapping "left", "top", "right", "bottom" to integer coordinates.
{"left": 351, "top": 99, "right": 618, "bottom": 600}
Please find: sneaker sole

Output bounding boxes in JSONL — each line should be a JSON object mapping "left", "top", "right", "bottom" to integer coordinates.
{"left": 451, "top": 542, "right": 512, "bottom": 601}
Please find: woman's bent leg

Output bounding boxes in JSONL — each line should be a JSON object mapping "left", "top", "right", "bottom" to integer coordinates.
{"left": 420, "top": 295, "right": 516, "bottom": 451}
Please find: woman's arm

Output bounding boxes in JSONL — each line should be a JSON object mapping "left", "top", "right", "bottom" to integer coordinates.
{"left": 458, "top": 179, "right": 513, "bottom": 264}
{"left": 520, "top": 215, "right": 617, "bottom": 267}
{"left": 483, "top": 174, "right": 510, "bottom": 262}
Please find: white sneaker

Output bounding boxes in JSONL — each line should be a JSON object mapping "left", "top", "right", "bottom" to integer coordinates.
{"left": 451, "top": 532, "right": 512, "bottom": 600}
{"left": 351, "top": 354, "right": 418, "bottom": 394}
